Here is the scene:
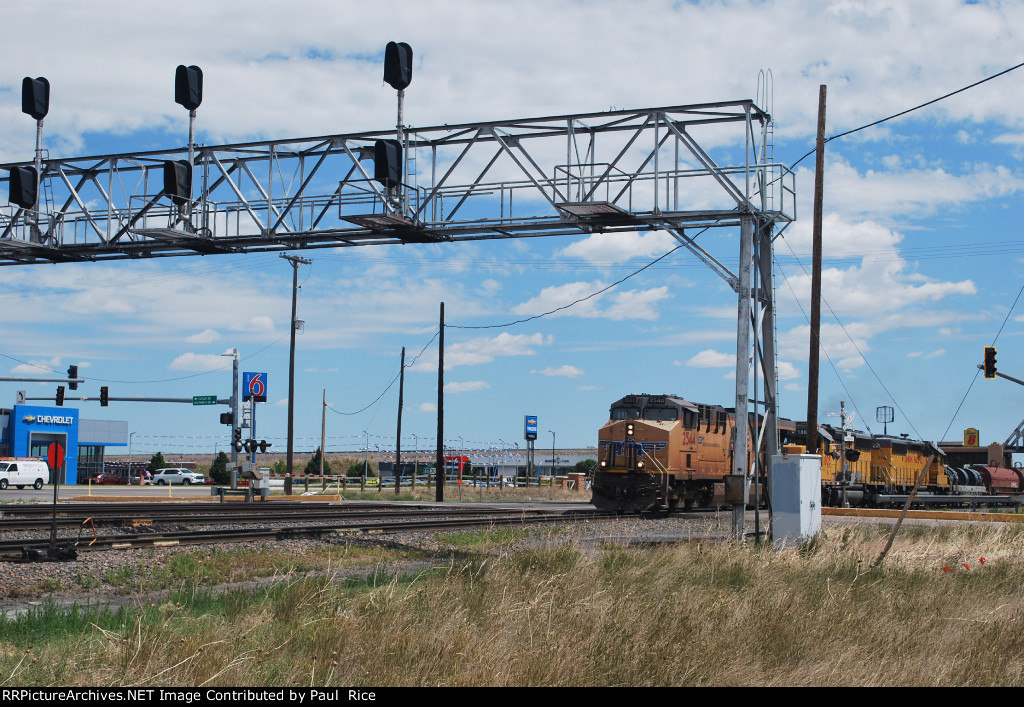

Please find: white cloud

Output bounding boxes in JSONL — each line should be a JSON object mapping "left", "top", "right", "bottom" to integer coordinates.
{"left": 10, "top": 357, "right": 63, "bottom": 375}
{"left": 558, "top": 231, "right": 677, "bottom": 265}
{"left": 686, "top": 349, "right": 735, "bottom": 368}
{"left": 532, "top": 365, "right": 583, "bottom": 378}
{"left": 168, "top": 353, "right": 232, "bottom": 372}
{"left": 186, "top": 329, "right": 220, "bottom": 344}
{"left": 413, "top": 332, "right": 552, "bottom": 371}
{"left": 513, "top": 282, "right": 669, "bottom": 321}
{"left": 419, "top": 402, "right": 437, "bottom": 413}
{"left": 230, "top": 316, "right": 275, "bottom": 334}
{"left": 777, "top": 361, "right": 801, "bottom": 381}
{"left": 444, "top": 380, "right": 491, "bottom": 394}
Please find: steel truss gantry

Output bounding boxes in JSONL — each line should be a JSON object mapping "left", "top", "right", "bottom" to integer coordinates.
{"left": 0, "top": 99, "right": 795, "bottom": 536}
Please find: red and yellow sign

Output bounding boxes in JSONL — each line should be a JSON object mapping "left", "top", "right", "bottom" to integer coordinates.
{"left": 964, "top": 428, "right": 980, "bottom": 447}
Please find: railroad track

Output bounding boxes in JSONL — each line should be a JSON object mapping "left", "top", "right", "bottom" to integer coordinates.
{"left": 0, "top": 504, "right": 614, "bottom": 558}
{"left": 0, "top": 500, "right": 559, "bottom": 530}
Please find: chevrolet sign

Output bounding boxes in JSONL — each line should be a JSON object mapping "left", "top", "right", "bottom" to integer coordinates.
{"left": 23, "top": 414, "right": 73, "bottom": 425}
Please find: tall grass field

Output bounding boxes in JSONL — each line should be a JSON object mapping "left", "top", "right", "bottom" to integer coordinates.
{"left": 1, "top": 521, "right": 1022, "bottom": 686}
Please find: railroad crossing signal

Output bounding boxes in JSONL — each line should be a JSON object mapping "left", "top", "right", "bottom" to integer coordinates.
{"left": 243, "top": 439, "right": 272, "bottom": 453}
{"left": 984, "top": 346, "right": 997, "bottom": 379}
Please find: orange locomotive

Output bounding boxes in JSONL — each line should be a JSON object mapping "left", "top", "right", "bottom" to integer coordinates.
{"left": 591, "top": 393, "right": 773, "bottom": 513}
{"left": 592, "top": 393, "right": 1023, "bottom": 513}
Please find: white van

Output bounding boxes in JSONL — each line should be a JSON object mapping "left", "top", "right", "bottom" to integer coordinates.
{"left": 0, "top": 458, "right": 48, "bottom": 490}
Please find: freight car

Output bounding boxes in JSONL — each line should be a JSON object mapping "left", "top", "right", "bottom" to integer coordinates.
{"left": 591, "top": 393, "right": 1024, "bottom": 513}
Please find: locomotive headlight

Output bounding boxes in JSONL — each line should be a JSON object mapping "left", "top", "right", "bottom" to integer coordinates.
{"left": 636, "top": 460, "right": 645, "bottom": 470}
{"left": 626, "top": 423, "right": 635, "bottom": 437}
{"left": 599, "top": 460, "right": 608, "bottom": 468}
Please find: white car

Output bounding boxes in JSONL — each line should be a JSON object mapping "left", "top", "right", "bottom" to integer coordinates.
{"left": 152, "top": 468, "right": 206, "bottom": 485}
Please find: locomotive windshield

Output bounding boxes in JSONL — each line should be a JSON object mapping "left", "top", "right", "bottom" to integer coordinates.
{"left": 643, "top": 408, "right": 678, "bottom": 421}
{"left": 611, "top": 407, "right": 641, "bottom": 420}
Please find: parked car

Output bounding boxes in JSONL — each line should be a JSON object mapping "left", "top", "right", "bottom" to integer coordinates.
{"left": 152, "top": 468, "right": 207, "bottom": 485}
{"left": 86, "top": 473, "right": 126, "bottom": 485}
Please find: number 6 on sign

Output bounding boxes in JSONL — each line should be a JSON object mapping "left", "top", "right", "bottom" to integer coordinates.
{"left": 243, "top": 372, "right": 268, "bottom": 402}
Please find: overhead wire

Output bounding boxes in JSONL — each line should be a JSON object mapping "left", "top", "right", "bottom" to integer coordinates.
{"left": 779, "top": 57, "right": 1024, "bottom": 441}
{"left": 789, "top": 59, "right": 1024, "bottom": 172}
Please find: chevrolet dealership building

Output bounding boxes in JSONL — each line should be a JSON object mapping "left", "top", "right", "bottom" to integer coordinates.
{"left": 0, "top": 404, "right": 128, "bottom": 484}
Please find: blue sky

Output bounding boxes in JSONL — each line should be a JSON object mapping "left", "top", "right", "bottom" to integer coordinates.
{"left": 1, "top": 0, "right": 1023, "bottom": 459}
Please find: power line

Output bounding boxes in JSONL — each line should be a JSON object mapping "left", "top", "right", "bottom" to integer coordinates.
{"left": 789, "top": 59, "right": 1024, "bottom": 171}
{"left": 448, "top": 244, "right": 685, "bottom": 330}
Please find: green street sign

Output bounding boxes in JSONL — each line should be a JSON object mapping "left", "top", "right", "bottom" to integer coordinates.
{"left": 192, "top": 395, "right": 218, "bottom": 406}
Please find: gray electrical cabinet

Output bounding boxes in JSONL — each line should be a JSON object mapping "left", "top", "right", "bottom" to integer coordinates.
{"left": 770, "top": 454, "right": 822, "bottom": 548}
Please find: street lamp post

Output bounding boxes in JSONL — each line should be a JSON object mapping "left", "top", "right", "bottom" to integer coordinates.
{"left": 412, "top": 434, "right": 418, "bottom": 487}
{"left": 549, "top": 430, "right": 556, "bottom": 478}
{"left": 221, "top": 348, "right": 239, "bottom": 485}
{"left": 129, "top": 431, "right": 136, "bottom": 484}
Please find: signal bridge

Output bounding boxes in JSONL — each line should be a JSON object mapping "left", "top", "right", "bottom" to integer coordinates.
{"left": 0, "top": 101, "right": 793, "bottom": 268}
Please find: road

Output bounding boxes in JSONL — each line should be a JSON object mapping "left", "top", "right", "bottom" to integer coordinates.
{"left": 1, "top": 484, "right": 222, "bottom": 503}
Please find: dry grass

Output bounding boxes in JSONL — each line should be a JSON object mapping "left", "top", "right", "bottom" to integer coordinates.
{"left": 3, "top": 521, "right": 1024, "bottom": 686}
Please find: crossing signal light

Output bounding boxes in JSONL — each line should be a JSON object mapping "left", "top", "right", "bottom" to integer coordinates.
{"left": 233, "top": 429, "right": 243, "bottom": 452}
{"left": 174, "top": 65, "right": 203, "bottom": 111}
{"left": 383, "top": 41, "right": 413, "bottom": 91}
{"left": 21, "top": 76, "right": 50, "bottom": 121}
{"left": 99, "top": 386, "right": 109, "bottom": 407}
{"left": 56, "top": 385, "right": 65, "bottom": 406}
{"left": 984, "top": 346, "right": 997, "bottom": 379}
{"left": 9, "top": 166, "right": 38, "bottom": 209}
{"left": 373, "top": 140, "right": 402, "bottom": 189}
{"left": 67, "top": 365, "right": 78, "bottom": 390}
{"left": 243, "top": 438, "right": 253, "bottom": 454}
{"left": 259, "top": 440, "right": 271, "bottom": 453}
{"left": 162, "top": 160, "right": 192, "bottom": 206}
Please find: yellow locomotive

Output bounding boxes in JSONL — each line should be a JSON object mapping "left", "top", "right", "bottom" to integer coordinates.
{"left": 592, "top": 393, "right": 753, "bottom": 513}
{"left": 592, "top": 393, "right": 1017, "bottom": 512}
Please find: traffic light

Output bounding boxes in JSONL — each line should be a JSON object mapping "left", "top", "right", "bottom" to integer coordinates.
{"left": 21, "top": 76, "right": 50, "bottom": 121}
{"left": 233, "top": 429, "right": 243, "bottom": 452}
{"left": 383, "top": 41, "right": 413, "bottom": 91}
{"left": 174, "top": 65, "right": 203, "bottom": 111}
{"left": 9, "top": 166, "right": 37, "bottom": 209}
{"left": 99, "top": 386, "right": 109, "bottom": 407}
{"left": 55, "top": 385, "right": 65, "bottom": 406}
{"left": 373, "top": 140, "right": 402, "bottom": 189}
{"left": 984, "top": 346, "right": 997, "bottom": 379}
{"left": 67, "top": 364, "right": 78, "bottom": 390}
{"left": 163, "top": 160, "right": 192, "bottom": 206}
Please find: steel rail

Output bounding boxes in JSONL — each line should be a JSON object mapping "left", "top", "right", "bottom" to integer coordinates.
{"left": 0, "top": 508, "right": 612, "bottom": 556}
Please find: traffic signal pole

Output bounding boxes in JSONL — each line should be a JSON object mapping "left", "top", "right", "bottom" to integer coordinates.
{"left": 976, "top": 364, "right": 1024, "bottom": 387}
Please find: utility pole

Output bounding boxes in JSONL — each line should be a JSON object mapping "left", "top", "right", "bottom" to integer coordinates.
{"left": 281, "top": 254, "right": 311, "bottom": 476}
{"left": 321, "top": 389, "right": 326, "bottom": 479}
{"left": 806, "top": 84, "right": 827, "bottom": 454}
{"left": 436, "top": 302, "right": 445, "bottom": 502}
{"left": 396, "top": 347, "right": 405, "bottom": 495}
